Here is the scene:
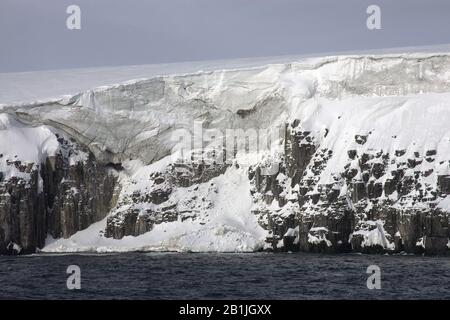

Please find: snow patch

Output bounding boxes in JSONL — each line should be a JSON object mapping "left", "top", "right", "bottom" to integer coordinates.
{"left": 351, "top": 220, "right": 395, "bottom": 250}
{"left": 0, "top": 114, "right": 59, "bottom": 185}
{"left": 308, "top": 227, "right": 332, "bottom": 247}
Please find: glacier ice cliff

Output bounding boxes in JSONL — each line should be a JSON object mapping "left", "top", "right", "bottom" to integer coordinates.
{"left": 1, "top": 52, "right": 450, "bottom": 254}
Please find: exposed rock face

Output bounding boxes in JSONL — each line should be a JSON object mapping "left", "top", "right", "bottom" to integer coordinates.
{"left": 0, "top": 168, "right": 46, "bottom": 254}
{"left": 0, "top": 134, "right": 118, "bottom": 254}
{"left": 101, "top": 103, "right": 449, "bottom": 255}
{"left": 249, "top": 121, "right": 450, "bottom": 255}
{"left": 105, "top": 161, "right": 228, "bottom": 239}
{"left": 2, "top": 53, "right": 450, "bottom": 254}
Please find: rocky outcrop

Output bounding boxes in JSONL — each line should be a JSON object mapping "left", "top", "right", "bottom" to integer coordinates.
{"left": 0, "top": 134, "right": 118, "bottom": 254}
{"left": 249, "top": 121, "right": 450, "bottom": 255}
{"left": 0, "top": 167, "right": 46, "bottom": 254}
{"left": 105, "top": 161, "right": 228, "bottom": 239}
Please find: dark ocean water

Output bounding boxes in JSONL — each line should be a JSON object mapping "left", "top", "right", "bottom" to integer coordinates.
{"left": 0, "top": 252, "right": 449, "bottom": 299}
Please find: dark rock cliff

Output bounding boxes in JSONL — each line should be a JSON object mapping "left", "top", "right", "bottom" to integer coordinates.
{"left": 97, "top": 117, "right": 450, "bottom": 255}
{"left": 2, "top": 118, "right": 449, "bottom": 255}
{"left": 0, "top": 134, "right": 118, "bottom": 254}
{"left": 105, "top": 161, "right": 228, "bottom": 239}
{"left": 249, "top": 121, "right": 450, "bottom": 255}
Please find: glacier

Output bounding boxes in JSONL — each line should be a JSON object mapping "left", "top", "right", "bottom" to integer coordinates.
{"left": 1, "top": 51, "right": 450, "bottom": 254}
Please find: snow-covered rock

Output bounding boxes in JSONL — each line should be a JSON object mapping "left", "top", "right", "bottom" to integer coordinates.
{"left": 1, "top": 52, "right": 450, "bottom": 254}
{"left": 0, "top": 115, "right": 118, "bottom": 254}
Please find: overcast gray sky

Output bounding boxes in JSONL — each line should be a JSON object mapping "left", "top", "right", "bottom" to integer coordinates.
{"left": 1, "top": 0, "right": 450, "bottom": 73}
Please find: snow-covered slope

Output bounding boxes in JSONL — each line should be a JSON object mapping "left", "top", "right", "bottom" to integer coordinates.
{"left": 44, "top": 165, "right": 266, "bottom": 253}
{"left": 0, "top": 114, "right": 59, "bottom": 183}
{"left": 1, "top": 50, "right": 450, "bottom": 254}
